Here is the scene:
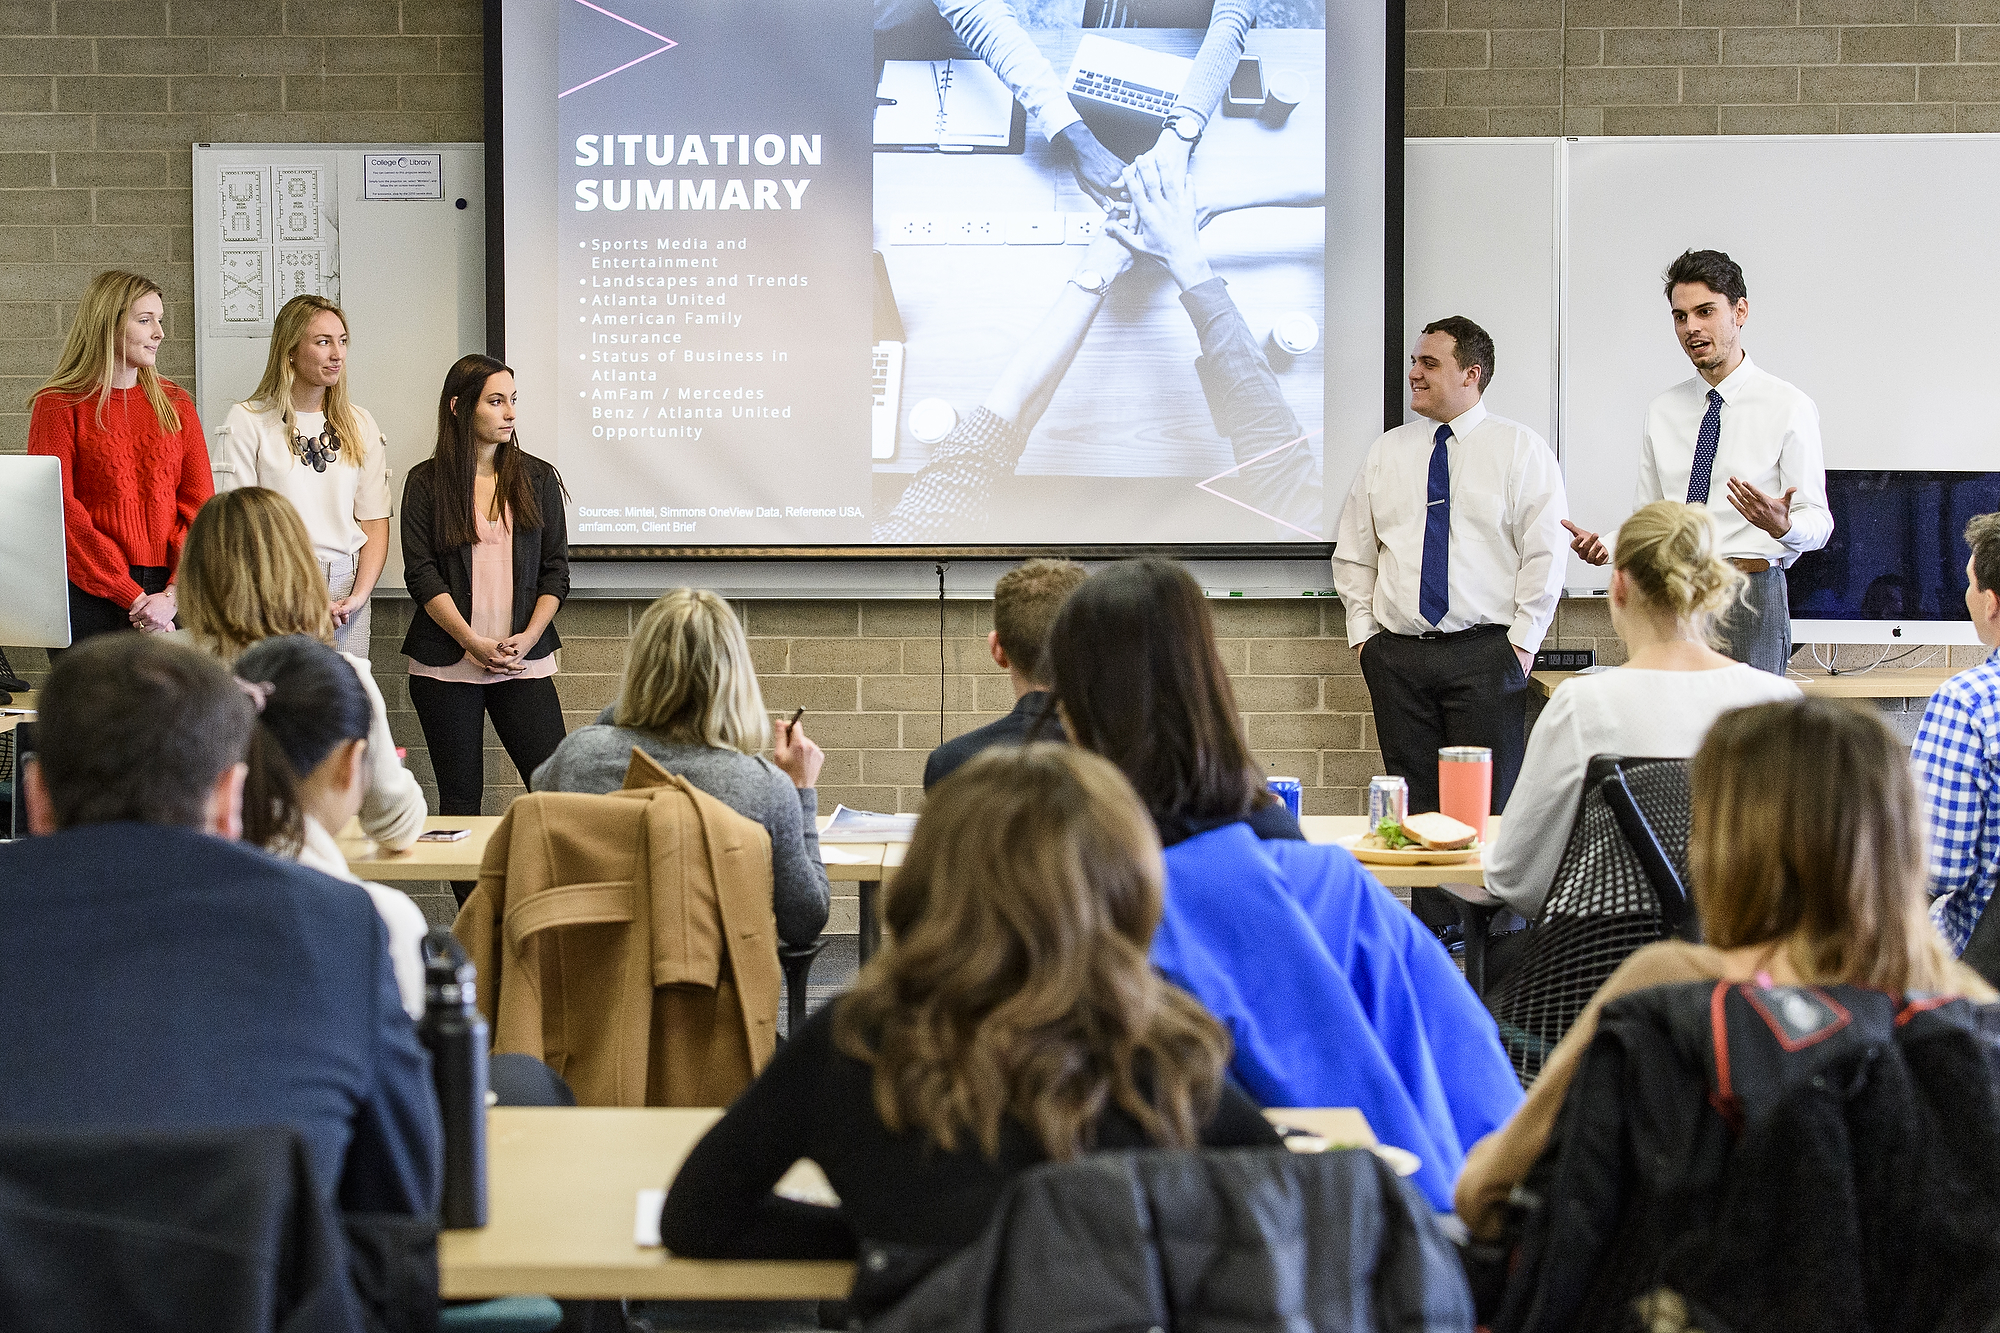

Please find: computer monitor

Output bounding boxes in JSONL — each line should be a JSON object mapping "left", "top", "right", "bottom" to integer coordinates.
{"left": 1788, "top": 469, "right": 2000, "bottom": 647}
{"left": 0, "top": 455, "right": 72, "bottom": 649}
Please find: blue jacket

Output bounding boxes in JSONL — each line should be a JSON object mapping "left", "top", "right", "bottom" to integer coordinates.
{"left": 0, "top": 823, "right": 443, "bottom": 1214}
{"left": 1153, "top": 822, "right": 1522, "bottom": 1210}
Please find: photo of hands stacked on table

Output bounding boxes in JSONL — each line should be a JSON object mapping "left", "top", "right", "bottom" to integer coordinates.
{"left": 870, "top": 1, "right": 1330, "bottom": 546}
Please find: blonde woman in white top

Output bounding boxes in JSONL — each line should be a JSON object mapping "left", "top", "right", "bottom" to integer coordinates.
{"left": 212, "top": 294, "right": 391, "bottom": 657}
{"left": 1484, "top": 501, "right": 1801, "bottom": 919}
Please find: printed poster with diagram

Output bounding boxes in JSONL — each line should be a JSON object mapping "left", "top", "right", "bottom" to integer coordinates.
{"left": 207, "top": 163, "right": 340, "bottom": 336}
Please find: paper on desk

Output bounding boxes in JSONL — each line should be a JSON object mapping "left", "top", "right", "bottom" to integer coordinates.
{"left": 819, "top": 804, "right": 919, "bottom": 844}
{"left": 636, "top": 1162, "right": 841, "bottom": 1247}
{"left": 636, "top": 1188, "right": 666, "bottom": 1247}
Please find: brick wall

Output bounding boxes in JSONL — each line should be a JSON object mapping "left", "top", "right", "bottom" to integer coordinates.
{"left": 1, "top": 3, "right": 1985, "bottom": 857}
{"left": 0, "top": 0, "right": 482, "bottom": 452}
{"left": 1407, "top": 0, "right": 2000, "bottom": 137}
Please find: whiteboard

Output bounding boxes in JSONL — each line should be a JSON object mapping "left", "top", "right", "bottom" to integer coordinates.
{"left": 193, "top": 144, "right": 487, "bottom": 588}
{"left": 1562, "top": 134, "right": 2000, "bottom": 591}
{"left": 1403, "top": 139, "right": 1560, "bottom": 450}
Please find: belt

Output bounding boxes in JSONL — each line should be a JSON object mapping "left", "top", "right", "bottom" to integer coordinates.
{"left": 1729, "top": 558, "right": 1772, "bottom": 574}
{"left": 1393, "top": 623, "right": 1509, "bottom": 643}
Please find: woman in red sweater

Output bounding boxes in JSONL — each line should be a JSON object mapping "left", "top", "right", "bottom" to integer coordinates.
{"left": 30, "top": 270, "right": 212, "bottom": 652}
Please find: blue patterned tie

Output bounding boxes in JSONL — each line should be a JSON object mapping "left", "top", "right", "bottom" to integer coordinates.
{"left": 1685, "top": 389, "right": 1723, "bottom": 505}
{"left": 1419, "top": 423, "right": 1451, "bottom": 626}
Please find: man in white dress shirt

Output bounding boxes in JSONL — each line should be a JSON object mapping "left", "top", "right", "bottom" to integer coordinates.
{"left": 1333, "top": 317, "right": 1568, "bottom": 928}
{"left": 1564, "top": 250, "right": 1830, "bottom": 675}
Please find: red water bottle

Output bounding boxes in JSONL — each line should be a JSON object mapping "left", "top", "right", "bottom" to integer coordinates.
{"left": 1438, "top": 746, "right": 1493, "bottom": 841}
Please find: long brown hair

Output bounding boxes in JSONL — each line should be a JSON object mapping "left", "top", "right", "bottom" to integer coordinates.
{"left": 1043, "top": 558, "right": 1269, "bottom": 826}
{"left": 1691, "top": 698, "right": 1957, "bottom": 994}
{"left": 177, "top": 488, "right": 336, "bottom": 660}
{"left": 833, "top": 744, "right": 1231, "bottom": 1161}
{"left": 243, "top": 294, "right": 366, "bottom": 465}
{"left": 33, "top": 269, "right": 183, "bottom": 432}
{"left": 431, "top": 353, "right": 544, "bottom": 549}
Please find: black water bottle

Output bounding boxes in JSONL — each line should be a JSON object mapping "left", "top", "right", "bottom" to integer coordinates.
{"left": 418, "top": 929, "right": 489, "bottom": 1229}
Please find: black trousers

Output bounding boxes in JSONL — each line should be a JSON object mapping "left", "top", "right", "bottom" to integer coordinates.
{"left": 1359, "top": 626, "right": 1529, "bottom": 931}
{"left": 405, "top": 672, "right": 567, "bottom": 817}
{"left": 49, "top": 566, "right": 170, "bottom": 663}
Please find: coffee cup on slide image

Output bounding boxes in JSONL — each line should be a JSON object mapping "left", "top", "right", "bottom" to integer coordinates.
{"left": 1260, "top": 72, "right": 1304, "bottom": 127}
{"left": 908, "top": 397, "right": 957, "bottom": 445}
{"left": 1267, "top": 312, "right": 1319, "bottom": 361}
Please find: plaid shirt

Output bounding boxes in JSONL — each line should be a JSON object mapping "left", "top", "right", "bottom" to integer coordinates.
{"left": 1912, "top": 647, "right": 2000, "bottom": 952}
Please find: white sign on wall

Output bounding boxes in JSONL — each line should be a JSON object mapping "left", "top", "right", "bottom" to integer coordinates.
{"left": 362, "top": 153, "right": 444, "bottom": 200}
{"left": 204, "top": 161, "right": 338, "bottom": 335}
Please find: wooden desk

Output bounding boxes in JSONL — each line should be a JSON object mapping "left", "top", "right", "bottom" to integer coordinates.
{"left": 880, "top": 816, "right": 1506, "bottom": 990}
{"left": 443, "top": 1105, "right": 1376, "bottom": 1300}
{"left": 875, "top": 28, "right": 1324, "bottom": 508}
{"left": 1304, "top": 814, "right": 1506, "bottom": 994}
{"left": 1264, "top": 1106, "right": 1375, "bottom": 1148}
{"left": 1531, "top": 665, "right": 1955, "bottom": 702}
{"left": 338, "top": 815, "right": 501, "bottom": 882}
{"left": 1300, "top": 815, "right": 1497, "bottom": 900}
{"left": 441, "top": 1108, "right": 853, "bottom": 1301}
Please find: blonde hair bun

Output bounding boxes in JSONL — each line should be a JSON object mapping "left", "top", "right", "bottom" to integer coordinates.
{"left": 1614, "top": 500, "right": 1744, "bottom": 633}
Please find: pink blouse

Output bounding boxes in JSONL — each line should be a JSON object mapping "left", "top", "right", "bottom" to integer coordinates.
{"left": 406, "top": 505, "right": 556, "bottom": 685}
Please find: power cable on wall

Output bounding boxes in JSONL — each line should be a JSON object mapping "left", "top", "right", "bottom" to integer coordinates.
{"left": 936, "top": 562, "right": 949, "bottom": 752}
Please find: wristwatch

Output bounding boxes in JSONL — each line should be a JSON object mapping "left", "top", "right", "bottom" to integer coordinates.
{"left": 1163, "top": 113, "right": 1203, "bottom": 146}
{"left": 1069, "top": 269, "right": 1111, "bottom": 295}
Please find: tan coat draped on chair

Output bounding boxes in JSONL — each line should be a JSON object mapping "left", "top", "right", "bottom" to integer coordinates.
{"left": 453, "top": 750, "right": 781, "bottom": 1107}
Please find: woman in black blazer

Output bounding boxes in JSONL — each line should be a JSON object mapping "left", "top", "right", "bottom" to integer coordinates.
{"left": 400, "top": 354, "right": 569, "bottom": 819}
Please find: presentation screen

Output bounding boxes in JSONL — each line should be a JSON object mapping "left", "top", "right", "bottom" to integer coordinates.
{"left": 500, "top": 0, "right": 1387, "bottom": 553}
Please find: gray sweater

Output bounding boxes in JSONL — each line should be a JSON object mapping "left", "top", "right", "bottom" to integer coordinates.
{"left": 529, "top": 718, "right": 831, "bottom": 946}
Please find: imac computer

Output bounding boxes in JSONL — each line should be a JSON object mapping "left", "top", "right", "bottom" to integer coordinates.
{"left": 1788, "top": 469, "right": 2000, "bottom": 647}
{"left": 0, "top": 455, "right": 69, "bottom": 650}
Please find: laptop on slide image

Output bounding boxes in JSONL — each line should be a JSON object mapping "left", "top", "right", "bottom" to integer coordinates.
{"left": 1066, "top": 33, "right": 1195, "bottom": 160}
{"left": 872, "top": 251, "right": 905, "bottom": 462}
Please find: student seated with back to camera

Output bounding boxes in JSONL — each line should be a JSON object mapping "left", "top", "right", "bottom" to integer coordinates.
{"left": 234, "top": 634, "right": 430, "bottom": 1019}
{"left": 658, "top": 745, "right": 1280, "bottom": 1318}
{"left": 177, "top": 486, "right": 427, "bottom": 856}
{"left": 1042, "top": 558, "right": 1523, "bottom": 1211}
{"left": 530, "top": 587, "right": 830, "bottom": 947}
{"left": 0, "top": 635, "right": 441, "bottom": 1211}
{"left": 922, "top": 556, "right": 1086, "bottom": 789}
{"left": 1456, "top": 697, "right": 1999, "bottom": 1236}
{"left": 1912, "top": 511, "right": 2000, "bottom": 969}
{"left": 1483, "top": 501, "right": 1800, "bottom": 924}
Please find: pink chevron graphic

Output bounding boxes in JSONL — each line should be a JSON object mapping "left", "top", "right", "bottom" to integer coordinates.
{"left": 560, "top": 0, "right": 677, "bottom": 99}
{"left": 1194, "top": 427, "right": 1323, "bottom": 540}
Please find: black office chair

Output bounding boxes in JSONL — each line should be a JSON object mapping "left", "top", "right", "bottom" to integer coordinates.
{"left": 779, "top": 937, "right": 827, "bottom": 1038}
{"left": 1960, "top": 890, "right": 2000, "bottom": 991}
{"left": 1485, "top": 755, "right": 1694, "bottom": 1086}
{"left": 0, "top": 1125, "right": 380, "bottom": 1332}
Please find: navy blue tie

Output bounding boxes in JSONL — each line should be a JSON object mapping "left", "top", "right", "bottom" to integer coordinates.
{"left": 1419, "top": 423, "right": 1451, "bottom": 626}
{"left": 1685, "top": 389, "right": 1723, "bottom": 505}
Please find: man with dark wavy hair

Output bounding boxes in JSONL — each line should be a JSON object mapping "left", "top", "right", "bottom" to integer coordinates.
{"left": 1565, "top": 248, "right": 1830, "bottom": 675}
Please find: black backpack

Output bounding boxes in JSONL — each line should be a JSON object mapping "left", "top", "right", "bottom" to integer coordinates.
{"left": 1489, "top": 980, "right": 2000, "bottom": 1333}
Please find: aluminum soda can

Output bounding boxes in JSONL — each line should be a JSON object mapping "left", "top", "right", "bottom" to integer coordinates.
{"left": 1368, "top": 775, "right": 1409, "bottom": 826}
{"left": 1266, "top": 776, "right": 1302, "bottom": 818}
